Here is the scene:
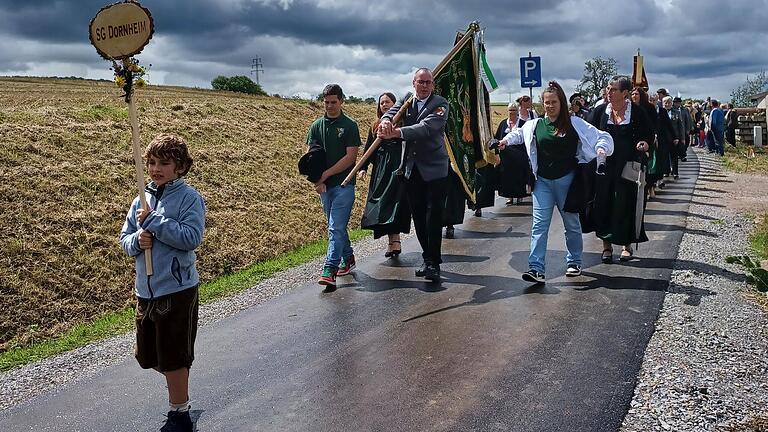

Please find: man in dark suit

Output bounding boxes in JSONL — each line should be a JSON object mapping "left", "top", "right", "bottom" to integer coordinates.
{"left": 379, "top": 68, "right": 449, "bottom": 281}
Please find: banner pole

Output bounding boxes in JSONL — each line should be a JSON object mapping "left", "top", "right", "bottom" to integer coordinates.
{"left": 128, "top": 84, "right": 153, "bottom": 275}
{"left": 341, "top": 25, "right": 480, "bottom": 187}
{"left": 341, "top": 96, "right": 413, "bottom": 186}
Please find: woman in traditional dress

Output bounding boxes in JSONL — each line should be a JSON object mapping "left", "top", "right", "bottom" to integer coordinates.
{"left": 496, "top": 81, "right": 613, "bottom": 284}
{"left": 630, "top": 87, "right": 659, "bottom": 199}
{"left": 591, "top": 76, "right": 654, "bottom": 263}
{"left": 358, "top": 92, "right": 411, "bottom": 257}
{"left": 646, "top": 92, "right": 674, "bottom": 192}
{"left": 493, "top": 103, "right": 531, "bottom": 205}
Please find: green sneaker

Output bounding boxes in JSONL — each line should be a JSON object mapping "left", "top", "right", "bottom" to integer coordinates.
{"left": 318, "top": 266, "right": 337, "bottom": 286}
{"left": 337, "top": 255, "right": 356, "bottom": 276}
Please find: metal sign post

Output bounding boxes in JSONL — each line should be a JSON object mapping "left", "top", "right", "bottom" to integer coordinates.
{"left": 520, "top": 52, "right": 542, "bottom": 99}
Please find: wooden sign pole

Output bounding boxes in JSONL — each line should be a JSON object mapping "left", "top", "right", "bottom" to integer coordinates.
{"left": 90, "top": 1, "right": 155, "bottom": 276}
{"left": 126, "top": 79, "right": 153, "bottom": 275}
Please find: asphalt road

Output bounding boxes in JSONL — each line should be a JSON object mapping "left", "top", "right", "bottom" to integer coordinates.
{"left": 0, "top": 155, "right": 699, "bottom": 432}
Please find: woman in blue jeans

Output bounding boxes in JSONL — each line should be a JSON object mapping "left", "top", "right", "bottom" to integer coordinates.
{"left": 496, "top": 81, "right": 614, "bottom": 284}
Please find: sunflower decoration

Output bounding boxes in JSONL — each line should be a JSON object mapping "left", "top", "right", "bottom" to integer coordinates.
{"left": 111, "top": 57, "right": 150, "bottom": 103}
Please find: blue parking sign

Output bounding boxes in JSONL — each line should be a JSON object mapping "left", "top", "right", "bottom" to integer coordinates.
{"left": 520, "top": 56, "right": 542, "bottom": 88}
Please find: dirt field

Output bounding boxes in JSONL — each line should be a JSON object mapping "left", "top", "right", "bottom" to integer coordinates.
{"left": 721, "top": 171, "right": 768, "bottom": 215}
{"left": 0, "top": 77, "right": 377, "bottom": 350}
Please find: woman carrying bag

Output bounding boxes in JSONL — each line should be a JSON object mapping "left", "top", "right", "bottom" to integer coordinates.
{"left": 590, "top": 76, "right": 655, "bottom": 263}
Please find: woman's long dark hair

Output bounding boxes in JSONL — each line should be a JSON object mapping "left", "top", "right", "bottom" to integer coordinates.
{"left": 542, "top": 80, "right": 572, "bottom": 136}
{"left": 376, "top": 92, "right": 396, "bottom": 118}
{"left": 373, "top": 92, "right": 397, "bottom": 130}
{"left": 632, "top": 86, "right": 652, "bottom": 109}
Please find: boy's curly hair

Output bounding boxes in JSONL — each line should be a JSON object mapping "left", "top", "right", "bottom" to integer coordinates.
{"left": 143, "top": 134, "right": 194, "bottom": 176}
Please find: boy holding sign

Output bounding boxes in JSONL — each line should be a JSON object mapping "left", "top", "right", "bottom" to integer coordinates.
{"left": 119, "top": 134, "right": 205, "bottom": 432}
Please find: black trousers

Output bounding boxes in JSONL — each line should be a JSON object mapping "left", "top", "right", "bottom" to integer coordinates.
{"left": 406, "top": 167, "right": 448, "bottom": 265}
{"left": 682, "top": 134, "right": 690, "bottom": 156}
{"left": 670, "top": 145, "right": 679, "bottom": 176}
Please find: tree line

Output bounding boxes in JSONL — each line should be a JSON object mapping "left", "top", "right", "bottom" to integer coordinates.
{"left": 211, "top": 61, "right": 768, "bottom": 108}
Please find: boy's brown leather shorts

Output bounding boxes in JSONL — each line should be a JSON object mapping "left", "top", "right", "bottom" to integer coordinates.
{"left": 134, "top": 286, "right": 199, "bottom": 372}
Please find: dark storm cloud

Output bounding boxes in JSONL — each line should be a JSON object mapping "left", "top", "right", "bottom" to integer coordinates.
{"left": 0, "top": 0, "right": 766, "bottom": 99}
{"left": 0, "top": 0, "right": 574, "bottom": 55}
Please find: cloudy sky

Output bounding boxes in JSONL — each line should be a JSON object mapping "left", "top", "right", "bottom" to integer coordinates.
{"left": 1, "top": 0, "right": 766, "bottom": 102}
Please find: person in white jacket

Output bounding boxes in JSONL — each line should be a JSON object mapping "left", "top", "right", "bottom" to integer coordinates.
{"left": 495, "top": 81, "right": 614, "bottom": 284}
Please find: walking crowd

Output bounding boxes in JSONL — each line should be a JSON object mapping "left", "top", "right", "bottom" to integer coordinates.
{"left": 301, "top": 71, "right": 734, "bottom": 290}
{"left": 117, "top": 67, "right": 737, "bottom": 431}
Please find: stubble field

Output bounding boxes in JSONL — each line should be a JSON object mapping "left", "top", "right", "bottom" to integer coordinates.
{"left": 0, "top": 77, "right": 376, "bottom": 351}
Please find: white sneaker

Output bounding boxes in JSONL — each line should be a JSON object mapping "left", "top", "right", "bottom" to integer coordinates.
{"left": 566, "top": 264, "right": 582, "bottom": 277}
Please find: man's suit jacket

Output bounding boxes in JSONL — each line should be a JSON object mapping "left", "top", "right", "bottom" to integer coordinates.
{"left": 680, "top": 106, "right": 693, "bottom": 134}
{"left": 669, "top": 108, "right": 686, "bottom": 141}
{"left": 383, "top": 93, "right": 450, "bottom": 182}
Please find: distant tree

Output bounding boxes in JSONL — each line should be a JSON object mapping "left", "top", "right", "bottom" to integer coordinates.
{"left": 347, "top": 95, "right": 363, "bottom": 103}
{"left": 364, "top": 97, "right": 376, "bottom": 104}
{"left": 211, "top": 75, "right": 267, "bottom": 96}
{"left": 211, "top": 76, "right": 229, "bottom": 91}
{"left": 272, "top": 93, "right": 282, "bottom": 98}
{"left": 730, "top": 70, "right": 768, "bottom": 107}
{"left": 576, "top": 56, "right": 618, "bottom": 103}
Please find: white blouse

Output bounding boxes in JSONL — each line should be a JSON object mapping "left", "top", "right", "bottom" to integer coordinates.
{"left": 605, "top": 100, "right": 632, "bottom": 125}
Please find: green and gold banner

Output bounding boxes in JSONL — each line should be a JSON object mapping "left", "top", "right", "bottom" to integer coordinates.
{"left": 433, "top": 23, "right": 494, "bottom": 204}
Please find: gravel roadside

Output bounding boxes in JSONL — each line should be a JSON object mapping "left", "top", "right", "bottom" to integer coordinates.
{"left": 620, "top": 149, "right": 768, "bottom": 432}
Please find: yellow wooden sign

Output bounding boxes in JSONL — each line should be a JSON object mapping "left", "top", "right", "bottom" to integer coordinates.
{"left": 89, "top": 1, "right": 154, "bottom": 60}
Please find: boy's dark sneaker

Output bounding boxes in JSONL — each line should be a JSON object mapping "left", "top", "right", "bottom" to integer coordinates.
{"left": 336, "top": 255, "right": 356, "bottom": 276}
{"left": 161, "top": 410, "right": 193, "bottom": 432}
{"left": 566, "top": 264, "right": 582, "bottom": 277}
{"left": 318, "top": 266, "right": 337, "bottom": 286}
{"left": 522, "top": 269, "right": 545, "bottom": 284}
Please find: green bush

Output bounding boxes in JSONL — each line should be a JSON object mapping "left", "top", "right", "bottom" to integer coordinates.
{"left": 211, "top": 75, "right": 267, "bottom": 96}
{"left": 726, "top": 254, "right": 768, "bottom": 293}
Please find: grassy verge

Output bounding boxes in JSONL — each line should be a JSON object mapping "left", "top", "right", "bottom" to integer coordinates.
{"left": 723, "top": 143, "right": 768, "bottom": 174}
{"left": 720, "top": 143, "right": 768, "bottom": 301}
{"left": 0, "top": 229, "right": 371, "bottom": 372}
{"left": 749, "top": 214, "right": 768, "bottom": 311}
{"left": 750, "top": 213, "right": 768, "bottom": 261}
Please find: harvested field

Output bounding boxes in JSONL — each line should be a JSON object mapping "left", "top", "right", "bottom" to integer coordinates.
{"left": 0, "top": 77, "right": 376, "bottom": 350}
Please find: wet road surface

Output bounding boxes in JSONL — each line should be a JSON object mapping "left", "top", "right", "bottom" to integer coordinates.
{"left": 0, "top": 156, "right": 700, "bottom": 431}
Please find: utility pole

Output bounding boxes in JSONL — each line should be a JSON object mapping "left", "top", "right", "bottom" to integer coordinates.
{"left": 250, "top": 57, "right": 264, "bottom": 85}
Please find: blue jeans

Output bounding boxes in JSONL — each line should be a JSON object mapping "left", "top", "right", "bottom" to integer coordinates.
{"left": 529, "top": 171, "right": 583, "bottom": 274}
{"left": 320, "top": 185, "right": 355, "bottom": 269}
{"left": 705, "top": 130, "right": 715, "bottom": 153}
{"left": 712, "top": 129, "right": 725, "bottom": 155}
